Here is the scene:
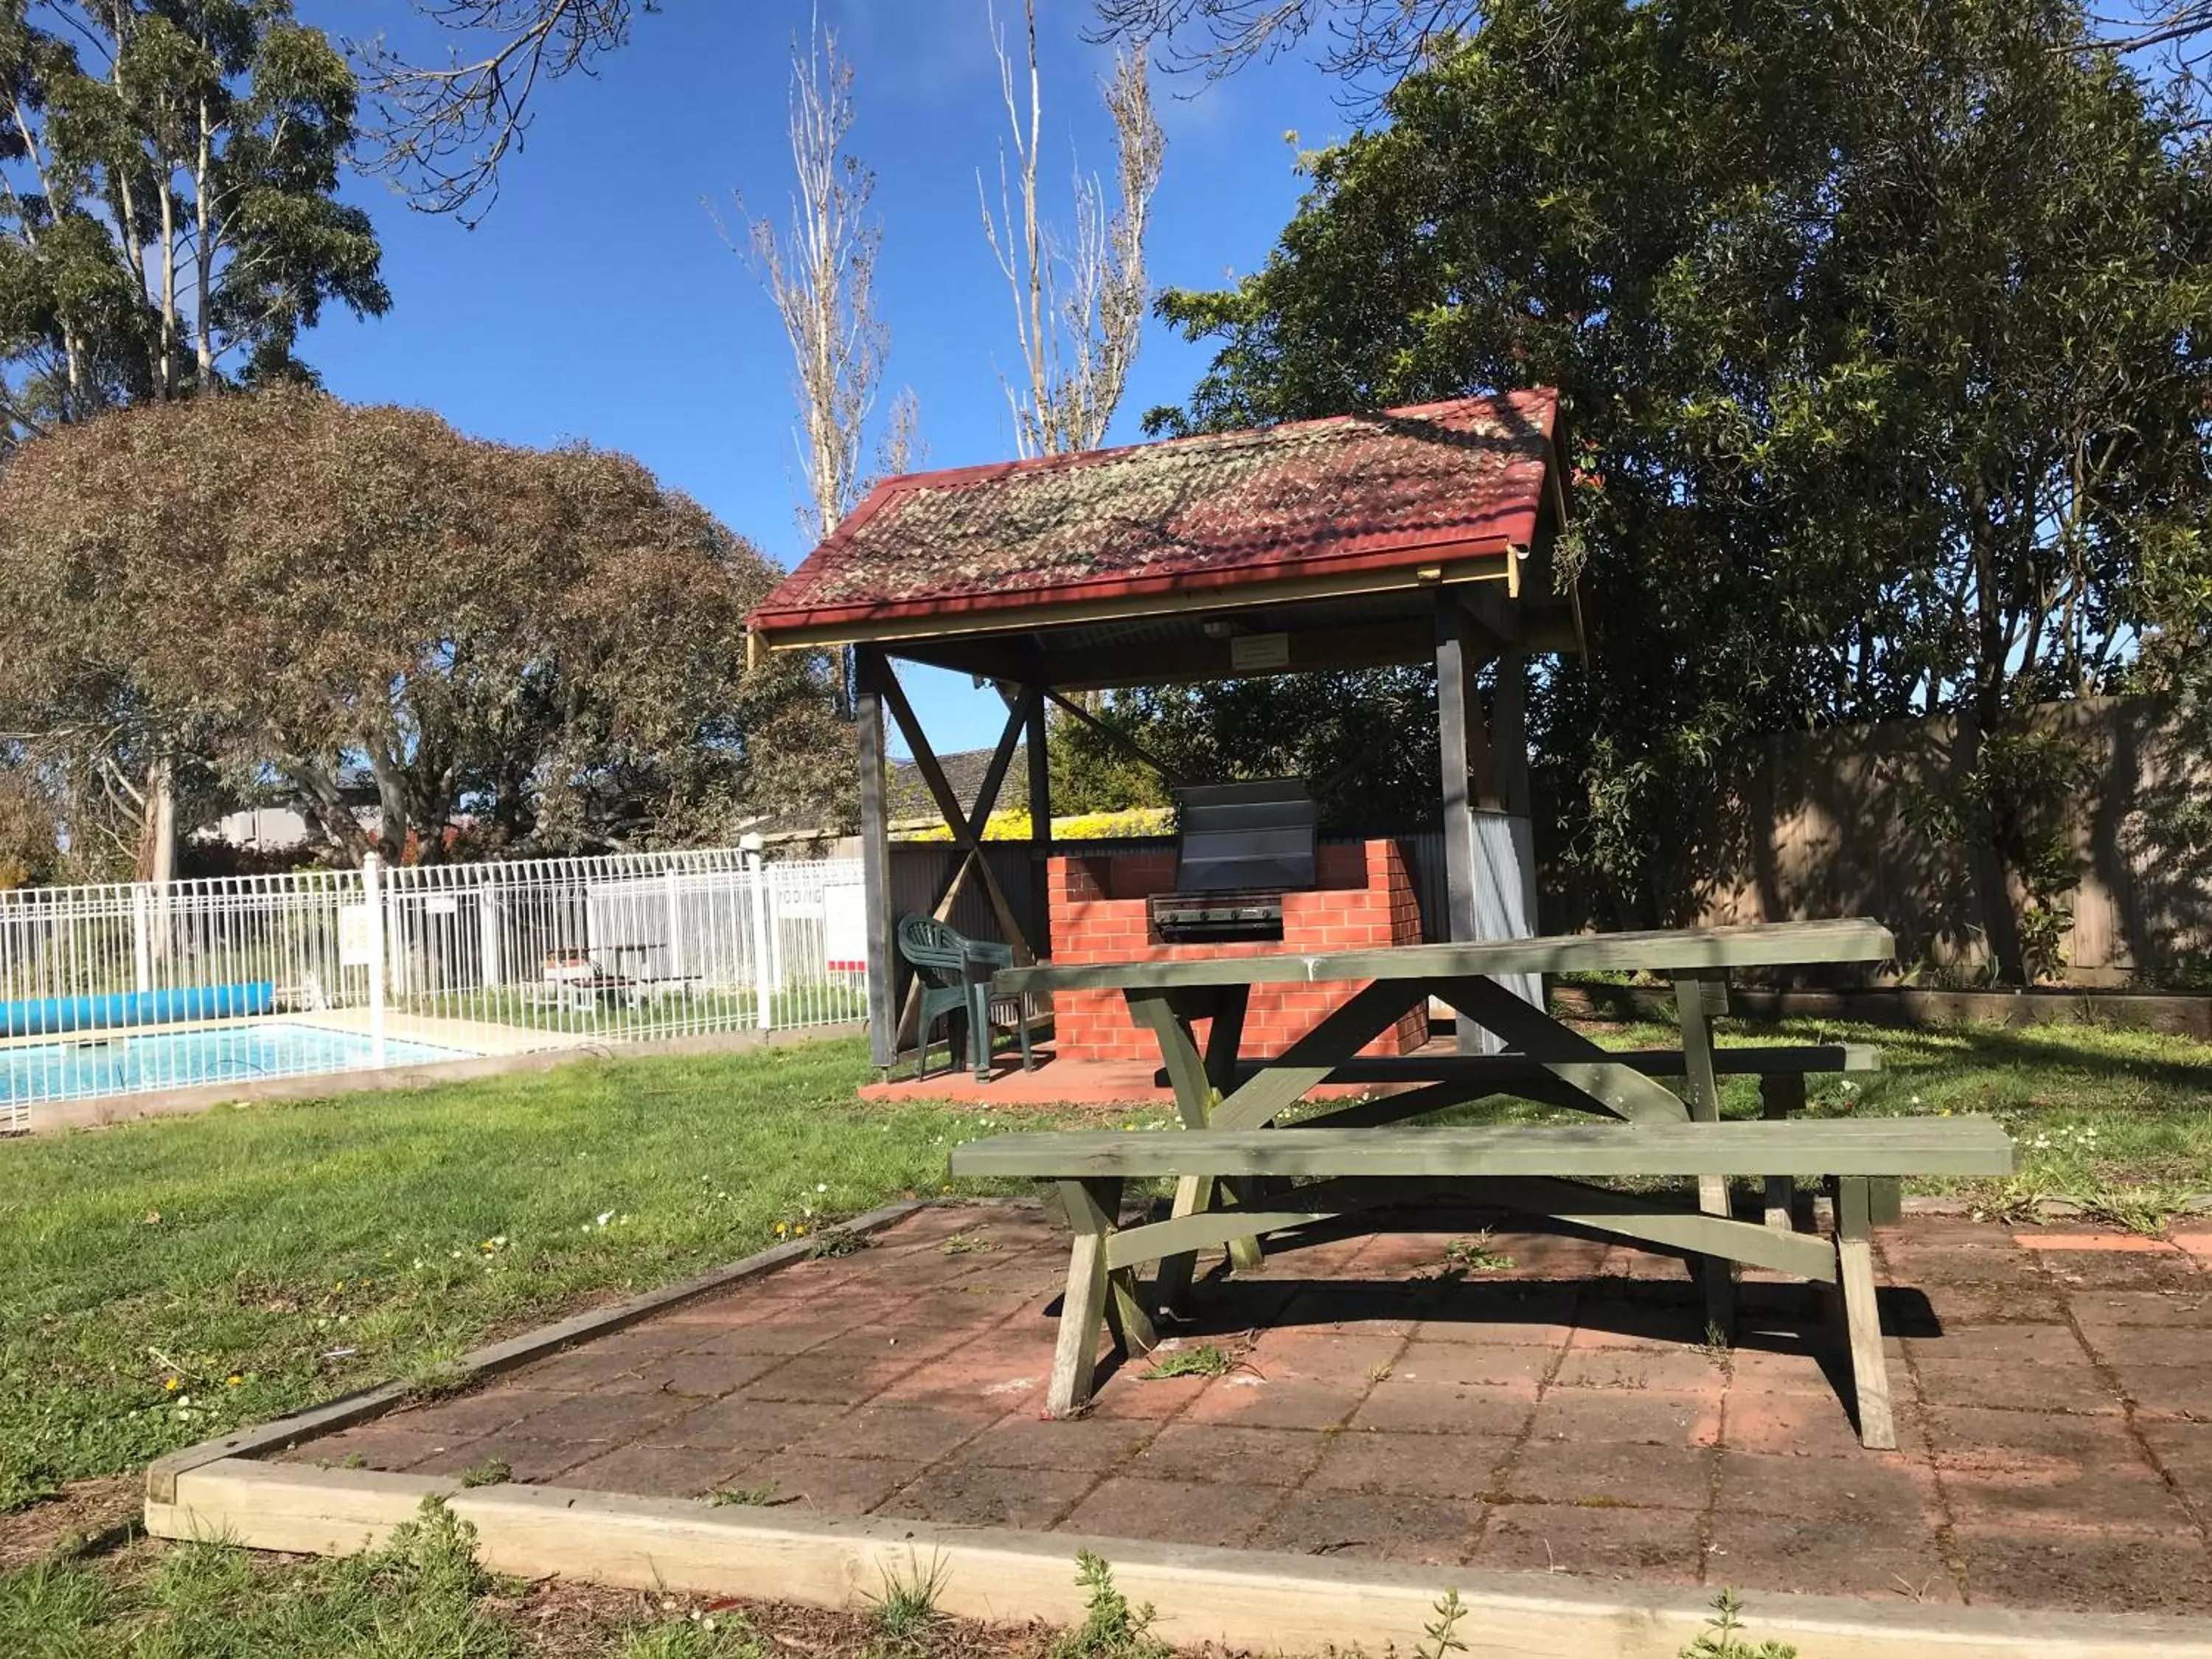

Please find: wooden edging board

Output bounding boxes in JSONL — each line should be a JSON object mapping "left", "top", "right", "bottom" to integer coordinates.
{"left": 145, "top": 1458, "right": 2212, "bottom": 1659}
{"left": 142, "top": 1200, "right": 924, "bottom": 1503}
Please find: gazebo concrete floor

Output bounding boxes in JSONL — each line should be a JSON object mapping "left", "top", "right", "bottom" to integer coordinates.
{"left": 285, "top": 1202, "right": 2212, "bottom": 1616}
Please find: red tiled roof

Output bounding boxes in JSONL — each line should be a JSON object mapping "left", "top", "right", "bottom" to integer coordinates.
{"left": 749, "top": 389, "right": 1559, "bottom": 642}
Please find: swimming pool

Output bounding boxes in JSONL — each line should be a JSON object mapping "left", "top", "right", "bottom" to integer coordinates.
{"left": 1, "top": 1021, "right": 474, "bottom": 1107}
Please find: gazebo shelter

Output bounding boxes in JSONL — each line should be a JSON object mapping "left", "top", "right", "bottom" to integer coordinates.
{"left": 748, "top": 388, "right": 1585, "bottom": 1074}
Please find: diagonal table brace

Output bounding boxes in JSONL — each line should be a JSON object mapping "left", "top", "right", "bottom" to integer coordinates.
{"left": 1430, "top": 976, "right": 1693, "bottom": 1124}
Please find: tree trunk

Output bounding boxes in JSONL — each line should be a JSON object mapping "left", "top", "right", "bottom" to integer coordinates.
{"left": 1952, "top": 709, "right": 2027, "bottom": 986}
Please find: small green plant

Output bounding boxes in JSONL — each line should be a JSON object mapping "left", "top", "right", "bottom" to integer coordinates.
{"left": 807, "top": 1227, "right": 868, "bottom": 1260}
{"left": 1139, "top": 1343, "right": 1233, "bottom": 1380}
{"left": 1415, "top": 1587, "right": 1468, "bottom": 1659}
{"left": 707, "top": 1481, "right": 779, "bottom": 1507}
{"left": 1048, "top": 1550, "right": 1169, "bottom": 1659}
{"left": 1680, "top": 1589, "right": 1797, "bottom": 1659}
{"left": 2082, "top": 1182, "right": 2194, "bottom": 1237}
{"left": 620, "top": 1612, "right": 764, "bottom": 1659}
{"left": 1442, "top": 1234, "right": 1514, "bottom": 1273}
{"left": 939, "top": 1230, "right": 1000, "bottom": 1255}
{"left": 869, "top": 1549, "right": 950, "bottom": 1649}
{"left": 455, "top": 1455, "right": 511, "bottom": 1489}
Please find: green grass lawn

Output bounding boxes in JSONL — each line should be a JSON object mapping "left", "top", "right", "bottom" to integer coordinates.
{"left": 1575, "top": 1010, "right": 2212, "bottom": 1222}
{"left": 0, "top": 1036, "right": 1083, "bottom": 1512}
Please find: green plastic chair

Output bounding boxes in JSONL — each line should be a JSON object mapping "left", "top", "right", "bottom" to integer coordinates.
{"left": 896, "top": 914, "right": 1034, "bottom": 1081}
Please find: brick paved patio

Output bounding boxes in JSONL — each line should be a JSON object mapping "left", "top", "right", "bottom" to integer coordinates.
{"left": 289, "top": 1202, "right": 2212, "bottom": 1615}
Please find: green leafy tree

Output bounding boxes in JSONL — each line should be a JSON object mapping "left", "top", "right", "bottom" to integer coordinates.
{"left": 1135, "top": 0, "right": 2212, "bottom": 974}
{"left": 0, "top": 389, "right": 852, "bottom": 874}
{"left": 0, "top": 0, "right": 387, "bottom": 433}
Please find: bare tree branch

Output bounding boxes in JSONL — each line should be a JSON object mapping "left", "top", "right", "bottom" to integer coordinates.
{"left": 725, "top": 20, "right": 886, "bottom": 548}
{"left": 981, "top": 1, "right": 1164, "bottom": 458}
{"left": 349, "top": 0, "right": 647, "bottom": 226}
{"left": 1088, "top": 0, "right": 1479, "bottom": 88}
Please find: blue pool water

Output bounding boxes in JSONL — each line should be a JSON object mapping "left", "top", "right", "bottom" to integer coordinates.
{"left": 1, "top": 1021, "right": 473, "bottom": 1105}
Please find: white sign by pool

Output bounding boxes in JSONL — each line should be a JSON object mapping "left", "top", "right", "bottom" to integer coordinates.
{"left": 823, "top": 882, "right": 868, "bottom": 974}
{"left": 338, "top": 905, "right": 375, "bottom": 967}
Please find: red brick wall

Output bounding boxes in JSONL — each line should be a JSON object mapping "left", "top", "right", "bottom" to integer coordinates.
{"left": 1048, "top": 839, "right": 1427, "bottom": 1065}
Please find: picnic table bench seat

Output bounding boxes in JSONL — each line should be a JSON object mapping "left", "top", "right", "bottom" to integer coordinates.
{"left": 950, "top": 1116, "right": 2014, "bottom": 1449}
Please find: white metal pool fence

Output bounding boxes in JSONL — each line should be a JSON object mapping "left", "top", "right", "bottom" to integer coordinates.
{"left": 0, "top": 847, "right": 870, "bottom": 1126}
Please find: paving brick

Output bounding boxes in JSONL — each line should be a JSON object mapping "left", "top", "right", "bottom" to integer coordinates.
{"left": 1389, "top": 1339, "right": 1554, "bottom": 1391}
{"left": 1470, "top": 1502, "right": 1703, "bottom": 1583}
{"left": 389, "top": 1385, "right": 558, "bottom": 1439}
{"left": 504, "top": 1387, "right": 697, "bottom": 1444}
{"left": 1123, "top": 1423, "right": 1326, "bottom": 1486}
{"left": 873, "top": 1462, "right": 1098, "bottom": 1530}
{"left": 558, "top": 1442, "right": 742, "bottom": 1498}
{"left": 410, "top": 1436, "right": 592, "bottom": 1484}
{"left": 646, "top": 1397, "right": 837, "bottom": 1452}
{"left": 2076, "top": 1324, "right": 2212, "bottom": 1367}
{"left": 1347, "top": 1378, "right": 1537, "bottom": 1438}
{"left": 300, "top": 1422, "right": 476, "bottom": 1473}
{"left": 632, "top": 1352, "right": 787, "bottom": 1400}
{"left": 1910, "top": 1355, "right": 2122, "bottom": 1414}
{"left": 1500, "top": 1438, "right": 1712, "bottom": 1509}
{"left": 1248, "top": 1486, "right": 1477, "bottom": 1565}
{"left": 2068, "top": 1288, "right": 2212, "bottom": 1327}
{"left": 787, "top": 1402, "right": 1004, "bottom": 1466}
{"left": 1181, "top": 1374, "right": 1361, "bottom": 1430}
{"left": 1711, "top": 1448, "right": 1934, "bottom": 1523}
{"left": 2111, "top": 1364, "right": 2212, "bottom": 1418}
{"left": 959, "top": 1413, "right": 1159, "bottom": 1472}
{"left": 738, "top": 1354, "right": 906, "bottom": 1407}
{"left": 1305, "top": 1430, "right": 1513, "bottom": 1499}
{"left": 1722, "top": 1389, "right": 1909, "bottom": 1459}
{"left": 1056, "top": 1475, "right": 1261, "bottom": 1549}
{"left": 1565, "top": 1300, "right": 1711, "bottom": 1350}
{"left": 1955, "top": 1529, "right": 2212, "bottom": 1614}
{"left": 1529, "top": 1387, "right": 1722, "bottom": 1450}
{"left": 1931, "top": 1408, "right": 2196, "bottom": 1534}
{"left": 1704, "top": 1510, "right": 1958, "bottom": 1602}
{"left": 720, "top": 1453, "right": 913, "bottom": 1516}
{"left": 1552, "top": 1346, "right": 1729, "bottom": 1394}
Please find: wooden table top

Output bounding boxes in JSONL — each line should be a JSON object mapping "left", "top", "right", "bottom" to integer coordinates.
{"left": 995, "top": 917, "right": 1896, "bottom": 995}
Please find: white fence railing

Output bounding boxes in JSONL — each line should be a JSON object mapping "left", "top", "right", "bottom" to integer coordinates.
{"left": 0, "top": 848, "right": 868, "bottom": 1127}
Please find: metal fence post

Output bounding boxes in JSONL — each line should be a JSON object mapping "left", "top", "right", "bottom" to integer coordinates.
{"left": 742, "top": 837, "right": 773, "bottom": 1030}
{"left": 132, "top": 886, "right": 153, "bottom": 994}
{"left": 362, "top": 852, "right": 388, "bottom": 1068}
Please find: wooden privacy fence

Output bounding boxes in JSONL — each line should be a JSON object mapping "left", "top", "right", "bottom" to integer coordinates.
{"left": 1666, "top": 697, "right": 2211, "bottom": 987}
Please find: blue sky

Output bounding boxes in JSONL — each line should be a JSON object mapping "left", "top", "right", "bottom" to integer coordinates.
{"left": 297, "top": 1, "right": 1352, "bottom": 757}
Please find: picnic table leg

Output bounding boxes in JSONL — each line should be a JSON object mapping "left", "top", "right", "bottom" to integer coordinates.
{"left": 1129, "top": 992, "right": 1224, "bottom": 1318}
{"left": 1831, "top": 1175, "right": 1896, "bottom": 1450}
{"left": 1203, "top": 987, "right": 1269, "bottom": 1273}
{"left": 1048, "top": 1178, "right": 1133, "bottom": 1416}
{"left": 1759, "top": 1074, "right": 1804, "bottom": 1231}
{"left": 1673, "top": 972, "right": 1736, "bottom": 1340}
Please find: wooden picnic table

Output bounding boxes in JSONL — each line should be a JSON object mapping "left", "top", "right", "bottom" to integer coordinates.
{"left": 981, "top": 918, "right": 2009, "bottom": 1444}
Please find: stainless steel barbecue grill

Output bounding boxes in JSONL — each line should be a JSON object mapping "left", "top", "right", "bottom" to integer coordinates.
{"left": 1146, "top": 779, "right": 1319, "bottom": 944}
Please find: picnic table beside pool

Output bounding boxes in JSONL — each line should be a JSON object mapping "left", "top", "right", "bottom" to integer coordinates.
{"left": 948, "top": 918, "right": 2015, "bottom": 1449}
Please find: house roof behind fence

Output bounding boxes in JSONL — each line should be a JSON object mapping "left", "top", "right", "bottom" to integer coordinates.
{"left": 748, "top": 389, "right": 1560, "bottom": 647}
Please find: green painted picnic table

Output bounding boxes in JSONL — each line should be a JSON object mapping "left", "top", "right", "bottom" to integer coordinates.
{"left": 977, "top": 919, "right": 2014, "bottom": 1445}
{"left": 997, "top": 922, "right": 1898, "bottom": 1312}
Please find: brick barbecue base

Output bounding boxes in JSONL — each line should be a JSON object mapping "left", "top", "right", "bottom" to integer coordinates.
{"left": 1048, "top": 840, "right": 1426, "bottom": 1064}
